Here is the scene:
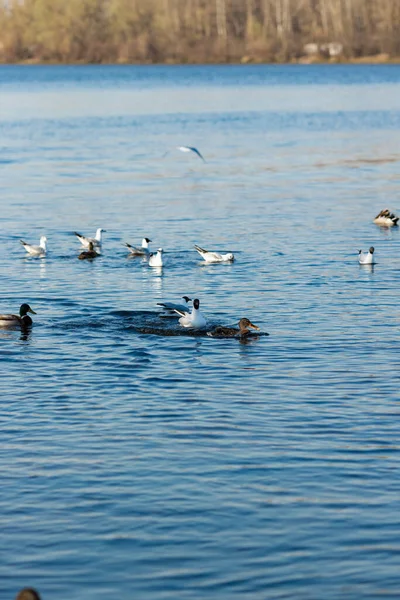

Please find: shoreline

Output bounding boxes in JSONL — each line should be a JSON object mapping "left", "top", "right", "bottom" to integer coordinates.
{"left": 1, "top": 55, "right": 400, "bottom": 67}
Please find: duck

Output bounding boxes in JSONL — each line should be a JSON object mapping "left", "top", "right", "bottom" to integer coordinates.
{"left": 20, "top": 236, "right": 47, "bottom": 256}
{"left": 373, "top": 209, "right": 399, "bottom": 227}
{"left": 15, "top": 588, "right": 40, "bottom": 600}
{"left": 157, "top": 296, "right": 192, "bottom": 317}
{"left": 149, "top": 248, "right": 163, "bottom": 267}
{"left": 78, "top": 241, "right": 99, "bottom": 260}
{"left": 125, "top": 237, "right": 152, "bottom": 256}
{"left": 74, "top": 228, "right": 105, "bottom": 248}
{"left": 175, "top": 298, "right": 207, "bottom": 329}
{"left": 15, "top": 589, "right": 42, "bottom": 600}
{"left": 208, "top": 318, "right": 260, "bottom": 338}
{"left": 0, "top": 304, "right": 36, "bottom": 328}
{"left": 358, "top": 247, "right": 375, "bottom": 265}
{"left": 194, "top": 244, "right": 234, "bottom": 263}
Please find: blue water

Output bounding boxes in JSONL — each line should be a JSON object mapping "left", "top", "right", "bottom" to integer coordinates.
{"left": 1, "top": 65, "right": 400, "bottom": 600}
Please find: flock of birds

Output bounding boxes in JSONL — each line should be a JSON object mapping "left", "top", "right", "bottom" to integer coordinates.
{"left": 17, "top": 229, "right": 235, "bottom": 265}
{"left": 2, "top": 219, "right": 262, "bottom": 338}
{"left": 1, "top": 206, "right": 398, "bottom": 337}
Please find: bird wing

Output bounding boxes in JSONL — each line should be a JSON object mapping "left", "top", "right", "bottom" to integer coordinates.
{"left": 74, "top": 232, "right": 89, "bottom": 245}
{"left": 188, "top": 147, "right": 206, "bottom": 162}
{"left": 0, "top": 314, "right": 18, "bottom": 322}
{"left": 194, "top": 244, "right": 207, "bottom": 256}
{"left": 158, "top": 302, "right": 187, "bottom": 312}
{"left": 125, "top": 243, "right": 144, "bottom": 254}
{"left": 207, "top": 251, "right": 223, "bottom": 261}
{"left": 174, "top": 308, "right": 190, "bottom": 317}
{"left": 20, "top": 240, "right": 42, "bottom": 253}
{"left": 177, "top": 146, "right": 206, "bottom": 162}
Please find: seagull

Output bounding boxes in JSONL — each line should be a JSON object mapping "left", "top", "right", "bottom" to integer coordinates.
{"left": 208, "top": 318, "right": 260, "bottom": 338}
{"left": 20, "top": 236, "right": 47, "bottom": 256}
{"left": 359, "top": 247, "right": 375, "bottom": 265}
{"left": 78, "top": 241, "right": 99, "bottom": 260}
{"left": 177, "top": 146, "right": 206, "bottom": 163}
{"left": 373, "top": 209, "right": 399, "bottom": 227}
{"left": 0, "top": 303, "right": 36, "bottom": 328}
{"left": 74, "top": 228, "right": 105, "bottom": 248}
{"left": 174, "top": 298, "right": 207, "bottom": 329}
{"left": 149, "top": 248, "right": 163, "bottom": 267}
{"left": 157, "top": 296, "right": 192, "bottom": 317}
{"left": 124, "top": 237, "right": 152, "bottom": 256}
{"left": 194, "top": 244, "right": 234, "bottom": 263}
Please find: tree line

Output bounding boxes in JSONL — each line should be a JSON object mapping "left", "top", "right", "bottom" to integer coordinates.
{"left": 0, "top": 0, "right": 399, "bottom": 64}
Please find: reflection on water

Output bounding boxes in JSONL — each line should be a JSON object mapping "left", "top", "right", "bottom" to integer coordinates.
{"left": 1, "top": 64, "right": 400, "bottom": 600}
{"left": 359, "top": 263, "right": 375, "bottom": 274}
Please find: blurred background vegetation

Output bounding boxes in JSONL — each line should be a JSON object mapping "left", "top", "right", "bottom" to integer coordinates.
{"left": 0, "top": 0, "right": 399, "bottom": 63}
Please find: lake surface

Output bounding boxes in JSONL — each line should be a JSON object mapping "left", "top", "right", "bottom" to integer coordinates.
{"left": 1, "top": 64, "right": 400, "bottom": 599}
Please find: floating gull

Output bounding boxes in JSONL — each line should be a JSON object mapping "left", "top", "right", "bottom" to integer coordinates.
{"left": 157, "top": 296, "right": 192, "bottom": 317}
{"left": 149, "top": 248, "right": 164, "bottom": 267}
{"left": 194, "top": 244, "right": 234, "bottom": 263}
{"left": 0, "top": 303, "right": 36, "bottom": 328}
{"left": 20, "top": 236, "right": 47, "bottom": 256}
{"left": 125, "top": 237, "right": 152, "bottom": 256}
{"left": 175, "top": 298, "right": 207, "bottom": 329}
{"left": 177, "top": 146, "right": 206, "bottom": 163}
{"left": 78, "top": 241, "right": 99, "bottom": 260}
{"left": 208, "top": 318, "right": 260, "bottom": 338}
{"left": 373, "top": 209, "right": 399, "bottom": 227}
{"left": 74, "top": 228, "right": 105, "bottom": 248}
{"left": 358, "top": 247, "right": 375, "bottom": 265}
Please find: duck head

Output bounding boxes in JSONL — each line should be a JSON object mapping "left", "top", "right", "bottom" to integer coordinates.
{"left": 20, "top": 304, "right": 36, "bottom": 317}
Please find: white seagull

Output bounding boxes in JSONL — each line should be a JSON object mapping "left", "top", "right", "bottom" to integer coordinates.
{"left": 174, "top": 298, "right": 207, "bottom": 329}
{"left": 74, "top": 228, "right": 105, "bottom": 248}
{"left": 157, "top": 296, "right": 192, "bottom": 317}
{"left": 373, "top": 209, "right": 399, "bottom": 227}
{"left": 149, "top": 248, "right": 164, "bottom": 267}
{"left": 177, "top": 146, "right": 206, "bottom": 163}
{"left": 194, "top": 244, "right": 234, "bottom": 263}
{"left": 20, "top": 236, "right": 47, "bottom": 256}
{"left": 359, "top": 247, "right": 375, "bottom": 265}
{"left": 125, "top": 237, "right": 152, "bottom": 256}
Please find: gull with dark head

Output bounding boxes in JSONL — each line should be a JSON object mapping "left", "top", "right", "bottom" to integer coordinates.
{"left": 358, "top": 247, "right": 375, "bottom": 265}
{"left": 125, "top": 237, "right": 152, "bottom": 256}
{"left": 174, "top": 298, "right": 207, "bottom": 329}
{"left": 149, "top": 248, "right": 164, "bottom": 267}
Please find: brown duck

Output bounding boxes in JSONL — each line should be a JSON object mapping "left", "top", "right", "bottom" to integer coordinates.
{"left": 15, "top": 588, "right": 42, "bottom": 600}
{"left": 208, "top": 318, "right": 260, "bottom": 338}
{"left": 78, "top": 241, "right": 99, "bottom": 260}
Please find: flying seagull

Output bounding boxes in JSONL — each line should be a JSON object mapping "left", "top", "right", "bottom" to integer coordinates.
{"left": 177, "top": 146, "right": 206, "bottom": 163}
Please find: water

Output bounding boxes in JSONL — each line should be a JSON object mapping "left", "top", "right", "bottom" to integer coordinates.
{"left": 1, "top": 64, "right": 400, "bottom": 599}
